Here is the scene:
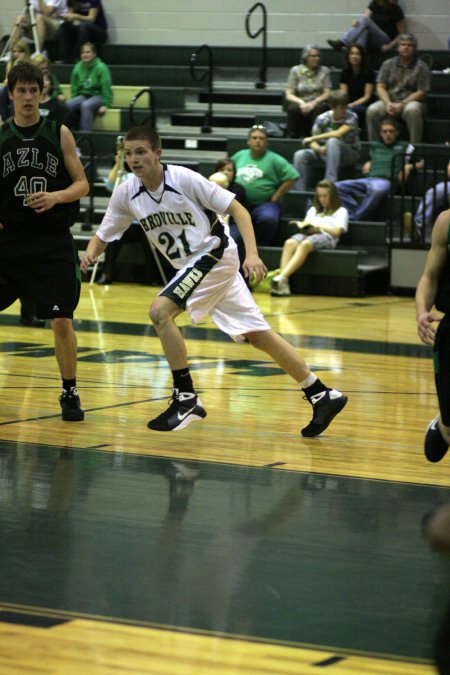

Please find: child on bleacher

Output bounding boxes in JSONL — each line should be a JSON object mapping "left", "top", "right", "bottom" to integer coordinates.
{"left": 270, "top": 180, "right": 348, "bottom": 297}
{"left": 0, "top": 39, "right": 31, "bottom": 122}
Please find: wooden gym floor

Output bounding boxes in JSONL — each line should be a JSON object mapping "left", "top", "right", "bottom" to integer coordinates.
{"left": 0, "top": 284, "right": 449, "bottom": 674}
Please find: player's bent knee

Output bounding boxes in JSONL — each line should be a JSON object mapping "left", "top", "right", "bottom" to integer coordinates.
{"left": 149, "top": 297, "right": 178, "bottom": 327}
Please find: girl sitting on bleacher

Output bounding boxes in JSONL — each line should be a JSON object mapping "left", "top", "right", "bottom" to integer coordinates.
{"left": 270, "top": 180, "right": 348, "bottom": 296}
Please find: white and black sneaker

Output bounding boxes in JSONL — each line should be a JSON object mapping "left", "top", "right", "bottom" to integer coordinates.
{"left": 424, "top": 416, "right": 449, "bottom": 463}
{"left": 301, "top": 389, "right": 347, "bottom": 437}
{"left": 148, "top": 389, "right": 207, "bottom": 432}
{"left": 59, "top": 388, "right": 84, "bottom": 421}
{"left": 271, "top": 274, "right": 291, "bottom": 297}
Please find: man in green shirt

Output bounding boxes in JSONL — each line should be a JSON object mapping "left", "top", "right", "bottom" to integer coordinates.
{"left": 231, "top": 125, "right": 299, "bottom": 246}
{"left": 336, "top": 117, "right": 414, "bottom": 220}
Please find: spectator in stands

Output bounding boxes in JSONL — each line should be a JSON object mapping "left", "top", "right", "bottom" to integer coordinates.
{"left": 404, "top": 161, "right": 450, "bottom": 240}
{"left": 293, "top": 90, "right": 361, "bottom": 190}
{"left": 214, "top": 158, "right": 247, "bottom": 210}
{"left": 39, "top": 73, "right": 69, "bottom": 122}
{"left": 339, "top": 44, "right": 375, "bottom": 130}
{"left": 96, "top": 137, "right": 132, "bottom": 284}
{"left": 284, "top": 45, "right": 331, "bottom": 139}
{"left": 32, "top": 52, "right": 66, "bottom": 102}
{"left": 59, "top": 0, "right": 108, "bottom": 64}
{"left": 327, "top": 0, "right": 406, "bottom": 54}
{"left": 211, "top": 159, "right": 249, "bottom": 269}
{"left": 270, "top": 181, "right": 348, "bottom": 297}
{"left": 0, "top": 39, "right": 31, "bottom": 122}
{"left": 231, "top": 125, "right": 299, "bottom": 246}
{"left": 8, "top": 0, "right": 68, "bottom": 55}
{"left": 366, "top": 33, "right": 430, "bottom": 143}
{"left": 65, "top": 41, "right": 112, "bottom": 131}
{"left": 335, "top": 117, "right": 417, "bottom": 220}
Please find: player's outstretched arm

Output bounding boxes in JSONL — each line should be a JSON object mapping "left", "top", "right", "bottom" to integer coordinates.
{"left": 80, "top": 234, "right": 108, "bottom": 272}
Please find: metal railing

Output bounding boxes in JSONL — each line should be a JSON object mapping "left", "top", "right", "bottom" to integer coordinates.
{"left": 129, "top": 88, "right": 156, "bottom": 129}
{"left": 190, "top": 44, "right": 214, "bottom": 133}
{"left": 388, "top": 149, "right": 450, "bottom": 247}
{"left": 245, "top": 2, "right": 267, "bottom": 89}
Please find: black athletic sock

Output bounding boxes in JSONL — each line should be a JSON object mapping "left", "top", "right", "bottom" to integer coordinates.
{"left": 303, "top": 378, "right": 327, "bottom": 400}
{"left": 172, "top": 368, "right": 195, "bottom": 394}
{"left": 62, "top": 378, "right": 76, "bottom": 393}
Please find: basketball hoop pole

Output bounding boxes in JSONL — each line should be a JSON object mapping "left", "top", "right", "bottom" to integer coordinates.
{"left": 0, "top": 0, "right": 40, "bottom": 59}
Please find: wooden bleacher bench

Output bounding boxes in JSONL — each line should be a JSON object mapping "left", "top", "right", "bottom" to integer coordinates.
{"left": 60, "top": 84, "right": 151, "bottom": 131}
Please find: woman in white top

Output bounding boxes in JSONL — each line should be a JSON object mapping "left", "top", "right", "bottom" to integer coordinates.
{"left": 271, "top": 180, "right": 348, "bottom": 296}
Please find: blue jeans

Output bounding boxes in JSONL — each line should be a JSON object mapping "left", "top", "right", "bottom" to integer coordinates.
{"left": 293, "top": 138, "right": 360, "bottom": 190}
{"left": 341, "top": 15, "right": 390, "bottom": 50}
{"left": 336, "top": 177, "right": 391, "bottom": 220}
{"left": 59, "top": 21, "right": 107, "bottom": 63}
{"left": 66, "top": 95, "right": 103, "bottom": 132}
{"left": 230, "top": 201, "right": 281, "bottom": 248}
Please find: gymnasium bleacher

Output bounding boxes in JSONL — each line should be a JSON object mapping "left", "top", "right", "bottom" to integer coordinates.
{"left": 2, "top": 44, "right": 448, "bottom": 295}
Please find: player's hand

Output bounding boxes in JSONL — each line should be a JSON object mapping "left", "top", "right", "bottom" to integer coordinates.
{"left": 80, "top": 253, "right": 98, "bottom": 273}
{"left": 0, "top": 222, "right": 3, "bottom": 230}
{"left": 27, "top": 191, "right": 58, "bottom": 213}
{"left": 243, "top": 254, "right": 267, "bottom": 284}
{"left": 417, "top": 311, "right": 441, "bottom": 346}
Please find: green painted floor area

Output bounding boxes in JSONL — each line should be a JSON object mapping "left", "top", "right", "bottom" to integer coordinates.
{"left": 0, "top": 440, "right": 448, "bottom": 659}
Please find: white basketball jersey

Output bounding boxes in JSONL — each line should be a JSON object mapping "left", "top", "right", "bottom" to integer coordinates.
{"left": 97, "top": 164, "right": 236, "bottom": 269}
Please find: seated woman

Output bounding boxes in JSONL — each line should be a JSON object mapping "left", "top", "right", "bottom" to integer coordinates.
{"left": 284, "top": 45, "right": 331, "bottom": 138}
{"left": 65, "top": 41, "right": 112, "bottom": 131}
{"left": 32, "top": 52, "right": 66, "bottom": 103}
{"left": 327, "top": 0, "right": 406, "bottom": 54}
{"left": 214, "top": 157, "right": 247, "bottom": 209}
{"left": 0, "top": 39, "right": 31, "bottom": 122}
{"left": 270, "top": 180, "right": 348, "bottom": 296}
{"left": 39, "top": 73, "right": 69, "bottom": 123}
{"left": 212, "top": 158, "right": 248, "bottom": 262}
{"left": 339, "top": 44, "right": 375, "bottom": 131}
{"left": 59, "top": 0, "right": 108, "bottom": 64}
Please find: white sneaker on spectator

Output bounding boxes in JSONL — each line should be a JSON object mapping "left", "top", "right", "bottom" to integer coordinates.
{"left": 271, "top": 275, "right": 291, "bottom": 296}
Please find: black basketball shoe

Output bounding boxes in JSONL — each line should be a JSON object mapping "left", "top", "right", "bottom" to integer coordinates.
{"left": 424, "top": 416, "right": 449, "bottom": 463}
{"left": 148, "top": 389, "right": 207, "bottom": 432}
{"left": 59, "top": 388, "right": 84, "bottom": 421}
{"left": 301, "top": 388, "right": 348, "bottom": 437}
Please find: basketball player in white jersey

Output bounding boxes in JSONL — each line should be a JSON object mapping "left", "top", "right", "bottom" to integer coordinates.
{"left": 81, "top": 126, "right": 347, "bottom": 436}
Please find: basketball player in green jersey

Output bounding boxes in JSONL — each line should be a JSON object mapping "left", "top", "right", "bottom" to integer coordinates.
{"left": 0, "top": 62, "right": 89, "bottom": 421}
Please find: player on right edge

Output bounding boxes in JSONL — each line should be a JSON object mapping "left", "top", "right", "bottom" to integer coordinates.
{"left": 80, "top": 126, "right": 347, "bottom": 436}
{"left": 416, "top": 209, "right": 450, "bottom": 462}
